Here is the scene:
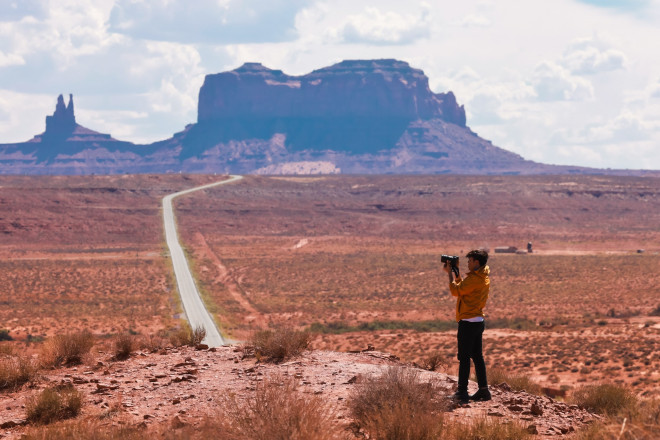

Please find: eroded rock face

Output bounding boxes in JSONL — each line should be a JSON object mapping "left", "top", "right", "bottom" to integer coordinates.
{"left": 44, "top": 94, "right": 76, "bottom": 139}
{"left": 199, "top": 59, "right": 465, "bottom": 124}
{"left": 194, "top": 59, "right": 466, "bottom": 155}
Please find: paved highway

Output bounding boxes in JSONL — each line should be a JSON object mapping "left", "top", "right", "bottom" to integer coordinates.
{"left": 162, "top": 175, "right": 243, "bottom": 347}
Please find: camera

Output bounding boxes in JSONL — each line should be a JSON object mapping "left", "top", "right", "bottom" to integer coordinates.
{"left": 441, "top": 254, "right": 459, "bottom": 266}
{"left": 441, "top": 254, "right": 460, "bottom": 276}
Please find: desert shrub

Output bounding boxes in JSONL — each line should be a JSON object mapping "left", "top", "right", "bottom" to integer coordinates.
{"left": 488, "top": 317, "right": 537, "bottom": 331}
{"left": 310, "top": 319, "right": 456, "bottom": 334}
{"left": 570, "top": 383, "right": 637, "bottom": 416}
{"left": 0, "top": 355, "right": 39, "bottom": 390}
{"left": 574, "top": 398, "right": 660, "bottom": 440}
{"left": 248, "top": 327, "right": 312, "bottom": 362}
{"left": 26, "top": 386, "right": 84, "bottom": 425}
{"left": 348, "top": 366, "right": 445, "bottom": 440}
{"left": 21, "top": 419, "right": 147, "bottom": 440}
{"left": 448, "top": 416, "right": 531, "bottom": 440}
{"left": 41, "top": 330, "right": 94, "bottom": 367}
{"left": 0, "top": 329, "right": 12, "bottom": 341}
{"left": 138, "top": 333, "right": 168, "bottom": 352}
{"left": 209, "top": 374, "right": 341, "bottom": 440}
{"left": 112, "top": 332, "right": 136, "bottom": 361}
{"left": 488, "top": 367, "right": 542, "bottom": 395}
{"left": 0, "top": 343, "right": 14, "bottom": 356}
{"left": 422, "top": 351, "right": 449, "bottom": 372}
{"left": 169, "top": 324, "right": 206, "bottom": 347}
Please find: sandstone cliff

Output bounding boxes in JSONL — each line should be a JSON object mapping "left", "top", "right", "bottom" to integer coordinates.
{"left": 0, "top": 60, "right": 656, "bottom": 175}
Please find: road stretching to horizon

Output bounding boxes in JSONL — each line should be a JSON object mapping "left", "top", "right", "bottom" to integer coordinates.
{"left": 162, "top": 175, "right": 244, "bottom": 347}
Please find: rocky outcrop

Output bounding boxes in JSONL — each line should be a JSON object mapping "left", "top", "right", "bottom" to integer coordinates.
{"left": 0, "top": 61, "right": 658, "bottom": 175}
{"left": 44, "top": 94, "right": 76, "bottom": 138}
{"left": 193, "top": 60, "right": 466, "bottom": 155}
{"left": 198, "top": 60, "right": 465, "bottom": 125}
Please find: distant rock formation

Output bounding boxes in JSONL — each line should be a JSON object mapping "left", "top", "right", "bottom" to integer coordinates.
{"left": 186, "top": 59, "right": 466, "bottom": 158}
{"left": 0, "top": 60, "right": 658, "bottom": 175}
{"left": 44, "top": 94, "right": 76, "bottom": 139}
{"left": 198, "top": 60, "right": 465, "bottom": 125}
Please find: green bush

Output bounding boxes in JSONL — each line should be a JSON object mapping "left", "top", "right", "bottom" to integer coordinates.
{"left": 0, "top": 329, "right": 12, "bottom": 341}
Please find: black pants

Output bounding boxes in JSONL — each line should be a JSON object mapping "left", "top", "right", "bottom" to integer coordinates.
{"left": 457, "top": 320, "right": 488, "bottom": 393}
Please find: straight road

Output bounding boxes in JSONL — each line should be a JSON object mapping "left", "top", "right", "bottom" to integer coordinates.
{"left": 162, "top": 175, "right": 243, "bottom": 347}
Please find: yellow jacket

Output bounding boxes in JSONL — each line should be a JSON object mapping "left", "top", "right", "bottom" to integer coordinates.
{"left": 449, "top": 265, "right": 490, "bottom": 322}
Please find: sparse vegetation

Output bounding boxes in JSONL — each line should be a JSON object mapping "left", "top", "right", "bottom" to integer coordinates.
{"left": 112, "top": 332, "right": 136, "bottom": 360}
{"left": 421, "top": 351, "right": 449, "bottom": 372}
{"left": 488, "top": 367, "right": 543, "bottom": 395}
{"left": 310, "top": 319, "right": 456, "bottom": 334}
{"left": 573, "top": 397, "right": 660, "bottom": 440}
{"left": 40, "top": 330, "right": 94, "bottom": 367}
{"left": 26, "top": 386, "right": 83, "bottom": 425}
{"left": 0, "top": 354, "right": 39, "bottom": 390}
{"left": 248, "top": 327, "right": 312, "bottom": 362}
{"left": 215, "top": 374, "right": 342, "bottom": 440}
{"left": 169, "top": 324, "right": 207, "bottom": 347}
{"left": 348, "top": 366, "right": 446, "bottom": 439}
{"left": 22, "top": 420, "right": 147, "bottom": 440}
{"left": 0, "top": 329, "right": 12, "bottom": 341}
{"left": 570, "top": 383, "right": 637, "bottom": 416}
{"left": 448, "top": 416, "right": 531, "bottom": 440}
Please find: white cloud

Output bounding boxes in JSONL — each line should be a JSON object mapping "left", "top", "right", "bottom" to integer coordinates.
{"left": 108, "top": 0, "right": 312, "bottom": 44}
{"left": 561, "top": 37, "right": 627, "bottom": 74}
{"left": 0, "top": 0, "right": 47, "bottom": 22}
{"left": 649, "top": 79, "right": 660, "bottom": 99}
{"left": 0, "top": 51, "right": 24, "bottom": 67}
{"left": 532, "top": 61, "right": 594, "bottom": 101}
{"left": 459, "top": 14, "right": 491, "bottom": 27}
{"left": 329, "top": 6, "right": 431, "bottom": 45}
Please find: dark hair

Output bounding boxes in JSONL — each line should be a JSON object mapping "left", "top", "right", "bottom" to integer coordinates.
{"left": 466, "top": 249, "right": 488, "bottom": 266}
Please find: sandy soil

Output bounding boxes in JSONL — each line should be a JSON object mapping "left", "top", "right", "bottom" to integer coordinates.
{"left": 0, "top": 346, "right": 596, "bottom": 439}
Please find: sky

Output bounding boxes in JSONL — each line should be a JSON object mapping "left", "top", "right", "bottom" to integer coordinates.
{"left": 1, "top": 0, "right": 660, "bottom": 170}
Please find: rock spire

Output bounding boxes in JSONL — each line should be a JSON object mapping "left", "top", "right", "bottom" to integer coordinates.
{"left": 44, "top": 94, "right": 76, "bottom": 138}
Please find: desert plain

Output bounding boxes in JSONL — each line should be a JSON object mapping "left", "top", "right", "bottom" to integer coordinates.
{"left": 1, "top": 173, "right": 659, "bottom": 428}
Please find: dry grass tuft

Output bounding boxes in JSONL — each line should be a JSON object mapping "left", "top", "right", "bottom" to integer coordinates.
{"left": 248, "top": 326, "right": 312, "bottom": 363}
{"left": 214, "top": 374, "right": 343, "bottom": 440}
{"left": 0, "top": 354, "right": 39, "bottom": 390}
{"left": 570, "top": 383, "right": 637, "bottom": 416}
{"left": 421, "top": 351, "right": 449, "bottom": 372}
{"left": 573, "top": 398, "right": 659, "bottom": 440}
{"left": 112, "top": 332, "right": 136, "bottom": 361}
{"left": 488, "top": 367, "right": 543, "bottom": 395}
{"left": 21, "top": 418, "right": 146, "bottom": 440}
{"left": 448, "top": 416, "right": 532, "bottom": 440}
{"left": 169, "top": 324, "right": 207, "bottom": 347}
{"left": 40, "top": 330, "right": 94, "bottom": 368}
{"left": 138, "top": 333, "right": 169, "bottom": 353}
{"left": 26, "top": 386, "right": 84, "bottom": 425}
{"left": 348, "top": 366, "right": 446, "bottom": 440}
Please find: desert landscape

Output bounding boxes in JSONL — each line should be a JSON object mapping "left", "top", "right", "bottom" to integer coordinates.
{"left": 174, "top": 175, "right": 660, "bottom": 397}
{"left": 2, "top": 173, "right": 660, "bottom": 438}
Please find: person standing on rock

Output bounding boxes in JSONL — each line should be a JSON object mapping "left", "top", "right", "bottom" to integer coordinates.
{"left": 443, "top": 249, "right": 491, "bottom": 404}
